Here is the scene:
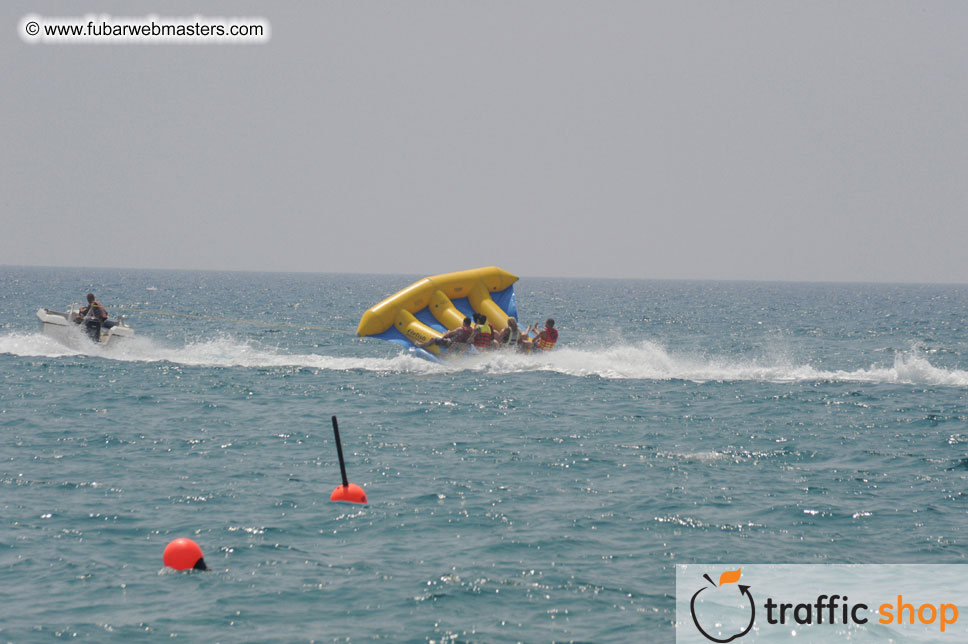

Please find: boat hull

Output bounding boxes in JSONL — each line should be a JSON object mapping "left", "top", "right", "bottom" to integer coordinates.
{"left": 36, "top": 307, "right": 135, "bottom": 347}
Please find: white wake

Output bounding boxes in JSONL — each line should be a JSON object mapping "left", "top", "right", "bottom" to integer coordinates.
{"left": 2, "top": 333, "right": 966, "bottom": 386}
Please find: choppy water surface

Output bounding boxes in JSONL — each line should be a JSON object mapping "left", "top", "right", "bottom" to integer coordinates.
{"left": 1, "top": 267, "right": 967, "bottom": 642}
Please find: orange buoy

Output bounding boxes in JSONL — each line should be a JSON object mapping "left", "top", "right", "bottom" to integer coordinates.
{"left": 330, "top": 482, "right": 367, "bottom": 503}
{"left": 163, "top": 538, "right": 208, "bottom": 571}
{"left": 329, "top": 416, "right": 368, "bottom": 504}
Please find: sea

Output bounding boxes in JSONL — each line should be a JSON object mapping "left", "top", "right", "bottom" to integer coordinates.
{"left": 1, "top": 266, "right": 966, "bottom": 643}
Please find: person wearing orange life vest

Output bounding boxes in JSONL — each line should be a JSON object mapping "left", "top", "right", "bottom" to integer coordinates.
{"left": 530, "top": 318, "right": 558, "bottom": 351}
{"left": 468, "top": 313, "right": 493, "bottom": 349}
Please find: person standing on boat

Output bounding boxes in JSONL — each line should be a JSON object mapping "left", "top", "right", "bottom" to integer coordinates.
{"left": 75, "top": 293, "right": 116, "bottom": 342}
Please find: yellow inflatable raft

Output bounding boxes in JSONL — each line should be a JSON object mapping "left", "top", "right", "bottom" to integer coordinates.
{"left": 357, "top": 267, "right": 519, "bottom": 360}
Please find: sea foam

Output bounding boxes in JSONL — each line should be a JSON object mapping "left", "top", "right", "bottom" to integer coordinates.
{"left": 3, "top": 333, "right": 967, "bottom": 386}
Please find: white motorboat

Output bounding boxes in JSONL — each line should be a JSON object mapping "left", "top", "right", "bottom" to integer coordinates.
{"left": 36, "top": 304, "right": 134, "bottom": 347}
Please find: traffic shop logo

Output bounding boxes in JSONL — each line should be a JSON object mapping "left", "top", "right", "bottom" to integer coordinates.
{"left": 690, "top": 569, "right": 755, "bottom": 643}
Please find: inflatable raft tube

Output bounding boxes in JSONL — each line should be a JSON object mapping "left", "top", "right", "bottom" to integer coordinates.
{"left": 357, "top": 267, "right": 519, "bottom": 361}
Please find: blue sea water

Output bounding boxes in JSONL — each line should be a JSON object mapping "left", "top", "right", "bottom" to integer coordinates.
{"left": 1, "top": 266, "right": 967, "bottom": 643}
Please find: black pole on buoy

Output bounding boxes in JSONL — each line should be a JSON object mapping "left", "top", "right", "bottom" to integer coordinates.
{"left": 332, "top": 415, "right": 349, "bottom": 488}
{"left": 329, "top": 415, "right": 367, "bottom": 503}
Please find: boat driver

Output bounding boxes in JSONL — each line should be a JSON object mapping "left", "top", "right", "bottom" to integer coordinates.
{"left": 75, "top": 293, "right": 116, "bottom": 342}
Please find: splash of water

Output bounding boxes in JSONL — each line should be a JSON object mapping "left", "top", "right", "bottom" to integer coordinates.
{"left": 2, "top": 333, "right": 967, "bottom": 385}
{"left": 0, "top": 332, "right": 437, "bottom": 374}
{"left": 449, "top": 341, "right": 968, "bottom": 386}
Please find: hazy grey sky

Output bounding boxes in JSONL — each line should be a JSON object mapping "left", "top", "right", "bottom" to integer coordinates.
{"left": 3, "top": 1, "right": 967, "bottom": 282}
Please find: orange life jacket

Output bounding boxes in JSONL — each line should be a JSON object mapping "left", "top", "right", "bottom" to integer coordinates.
{"left": 535, "top": 328, "right": 558, "bottom": 350}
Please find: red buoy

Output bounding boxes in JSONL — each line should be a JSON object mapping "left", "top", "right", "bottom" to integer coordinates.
{"left": 330, "top": 482, "right": 367, "bottom": 503}
{"left": 329, "top": 416, "right": 368, "bottom": 504}
{"left": 163, "top": 538, "right": 208, "bottom": 571}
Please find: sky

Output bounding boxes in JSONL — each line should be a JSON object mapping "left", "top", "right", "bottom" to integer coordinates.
{"left": 3, "top": 1, "right": 967, "bottom": 282}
